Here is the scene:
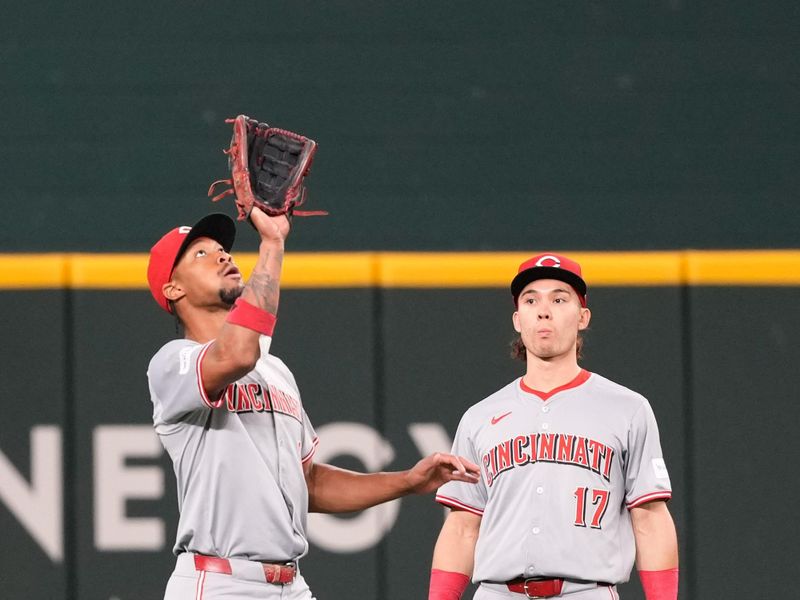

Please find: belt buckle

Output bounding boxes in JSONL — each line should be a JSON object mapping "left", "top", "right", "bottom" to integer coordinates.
{"left": 522, "top": 578, "right": 548, "bottom": 599}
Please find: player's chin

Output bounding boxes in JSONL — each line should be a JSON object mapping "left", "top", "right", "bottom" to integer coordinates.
{"left": 530, "top": 344, "right": 563, "bottom": 360}
{"left": 218, "top": 284, "right": 244, "bottom": 307}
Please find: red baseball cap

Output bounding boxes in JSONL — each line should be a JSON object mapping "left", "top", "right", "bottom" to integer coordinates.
{"left": 510, "top": 253, "right": 588, "bottom": 307}
{"left": 147, "top": 213, "right": 236, "bottom": 313}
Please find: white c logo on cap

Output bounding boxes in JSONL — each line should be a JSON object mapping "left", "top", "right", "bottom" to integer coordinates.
{"left": 178, "top": 226, "right": 191, "bottom": 234}
{"left": 535, "top": 255, "right": 561, "bottom": 268}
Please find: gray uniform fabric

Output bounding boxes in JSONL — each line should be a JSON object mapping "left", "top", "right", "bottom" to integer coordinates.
{"left": 474, "top": 581, "right": 619, "bottom": 600}
{"left": 436, "top": 371, "right": 671, "bottom": 588}
{"left": 148, "top": 335, "right": 319, "bottom": 597}
{"left": 165, "top": 553, "right": 317, "bottom": 600}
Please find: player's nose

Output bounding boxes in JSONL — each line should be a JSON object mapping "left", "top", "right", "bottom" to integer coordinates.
{"left": 217, "top": 251, "right": 232, "bottom": 264}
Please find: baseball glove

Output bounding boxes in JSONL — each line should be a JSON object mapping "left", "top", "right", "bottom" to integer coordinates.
{"left": 208, "top": 115, "right": 324, "bottom": 220}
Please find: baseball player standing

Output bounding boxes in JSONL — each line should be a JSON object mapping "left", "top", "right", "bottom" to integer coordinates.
{"left": 428, "top": 254, "right": 679, "bottom": 600}
{"left": 146, "top": 208, "right": 479, "bottom": 600}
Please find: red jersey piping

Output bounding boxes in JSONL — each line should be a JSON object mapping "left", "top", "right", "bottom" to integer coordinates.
{"left": 196, "top": 341, "right": 225, "bottom": 409}
{"left": 519, "top": 369, "right": 591, "bottom": 401}
{"left": 301, "top": 437, "right": 320, "bottom": 464}
{"left": 627, "top": 490, "right": 672, "bottom": 509}
{"left": 435, "top": 494, "right": 484, "bottom": 516}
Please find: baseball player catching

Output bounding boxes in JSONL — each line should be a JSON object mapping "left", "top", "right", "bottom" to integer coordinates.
{"left": 145, "top": 208, "right": 479, "bottom": 600}
{"left": 428, "top": 254, "right": 679, "bottom": 600}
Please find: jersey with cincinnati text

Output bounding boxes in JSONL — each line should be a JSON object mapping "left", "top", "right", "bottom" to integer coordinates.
{"left": 436, "top": 371, "right": 671, "bottom": 585}
{"left": 148, "top": 336, "right": 318, "bottom": 562}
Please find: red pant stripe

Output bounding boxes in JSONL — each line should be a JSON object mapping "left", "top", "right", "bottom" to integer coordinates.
{"left": 195, "top": 570, "right": 206, "bottom": 600}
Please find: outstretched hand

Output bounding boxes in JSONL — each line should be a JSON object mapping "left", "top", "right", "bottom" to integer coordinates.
{"left": 249, "top": 206, "right": 291, "bottom": 243}
{"left": 405, "top": 453, "right": 480, "bottom": 495}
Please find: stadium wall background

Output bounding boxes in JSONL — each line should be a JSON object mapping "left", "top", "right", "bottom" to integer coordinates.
{"left": 1, "top": 251, "right": 799, "bottom": 600}
{"left": 3, "top": 1, "right": 799, "bottom": 598}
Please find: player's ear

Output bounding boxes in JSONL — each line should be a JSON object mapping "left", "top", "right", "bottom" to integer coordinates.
{"left": 162, "top": 280, "right": 185, "bottom": 303}
{"left": 512, "top": 311, "right": 522, "bottom": 333}
{"left": 578, "top": 307, "right": 591, "bottom": 331}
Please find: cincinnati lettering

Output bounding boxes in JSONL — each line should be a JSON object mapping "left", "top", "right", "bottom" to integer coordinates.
{"left": 222, "top": 383, "right": 302, "bottom": 421}
{"left": 482, "top": 433, "right": 614, "bottom": 487}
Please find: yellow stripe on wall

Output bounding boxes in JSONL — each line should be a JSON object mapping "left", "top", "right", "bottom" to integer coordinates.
{"left": 379, "top": 252, "right": 533, "bottom": 287}
{"left": 0, "top": 250, "right": 798, "bottom": 289}
{"left": 378, "top": 252, "right": 686, "bottom": 287}
{"left": 70, "top": 254, "right": 151, "bottom": 288}
{"left": 0, "top": 254, "right": 70, "bottom": 288}
{"left": 686, "top": 251, "right": 800, "bottom": 286}
{"left": 241, "top": 253, "right": 377, "bottom": 288}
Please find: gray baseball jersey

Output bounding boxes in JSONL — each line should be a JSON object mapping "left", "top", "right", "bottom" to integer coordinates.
{"left": 147, "top": 335, "right": 319, "bottom": 561}
{"left": 436, "top": 370, "right": 671, "bottom": 585}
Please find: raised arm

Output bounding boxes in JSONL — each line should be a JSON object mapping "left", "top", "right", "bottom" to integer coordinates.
{"left": 201, "top": 208, "right": 290, "bottom": 398}
{"left": 303, "top": 453, "right": 480, "bottom": 513}
{"left": 429, "top": 509, "right": 481, "bottom": 600}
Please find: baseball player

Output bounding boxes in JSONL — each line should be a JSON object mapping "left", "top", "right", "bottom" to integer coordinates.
{"left": 428, "top": 254, "right": 679, "bottom": 600}
{"left": 146, "top": 208, "right": 479, "bottom": 600}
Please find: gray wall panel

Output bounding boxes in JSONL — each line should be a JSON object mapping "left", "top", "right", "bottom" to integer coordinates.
{"left": 71, "top": 291, "right": 178, "bottom": 600}
{"left": 0, "top": 292, "right": 67, "bottom": 600}
{"left": 1, "top": 284, "right": 798, "bottom": 598}
{"left": 276, "top": 289, "right": 380, "bottom": 600}
{"left": 382, "top": 289, "right": 519, "bottom": 600}
{"left": 690, "top": 288, "right": 800, "bottom": 598}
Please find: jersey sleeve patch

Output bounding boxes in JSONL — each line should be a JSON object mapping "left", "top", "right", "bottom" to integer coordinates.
{"left": 196, "top": 341, "right": 224, "bottom": 409}
{"left": 178, "top": 346, "right": 193, "bottom": 375}
{"left": 301, "top": 437, "right": 320, "bottom": 464}
{"left": 626, "top": 490, "right": 672, "bottom": 509}
{"left": 651, "top": 458, "right": 670, "bottom": 479}
{"left": 435, "top": 494, "right": 484, "bottom": 516}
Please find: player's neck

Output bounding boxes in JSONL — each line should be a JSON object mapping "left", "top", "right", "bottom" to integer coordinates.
{"left": 523, "top": 354, "right": 582, "bottom": 394}
{"left": 181, "top": 307, "right": 230, "bottom": 344}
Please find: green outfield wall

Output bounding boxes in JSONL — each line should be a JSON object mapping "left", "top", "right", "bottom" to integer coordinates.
{"left": 1, "top": 250, "right": 799, "bottom": 599}
{"left": 3, "top": 1, "right": 799, "bottom": 598}
{"left": 2, "top": 1, "right": 798, "bottom": 253}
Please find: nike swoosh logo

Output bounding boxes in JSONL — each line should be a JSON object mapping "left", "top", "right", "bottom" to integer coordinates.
{"left": 491, "top": 411, "right": 513, "bottom": 425}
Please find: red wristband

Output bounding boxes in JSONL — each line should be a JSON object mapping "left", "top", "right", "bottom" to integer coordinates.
{"left": 639, "top": 568, "right": 679, "bottom": 600}
{"left": 225, "top": 298, "right": 277, "bottom": 336}
{"left": 429, "top": 569, "right": 469, "bottom": 600}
